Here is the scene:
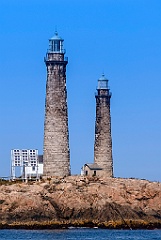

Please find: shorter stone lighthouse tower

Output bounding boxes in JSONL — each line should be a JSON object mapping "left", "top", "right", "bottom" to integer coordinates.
{"left": 43, "top": 32, "right": 70, "bottom": 177}
{"left": 94, "top": 74, "right": 113, "bottom": 177}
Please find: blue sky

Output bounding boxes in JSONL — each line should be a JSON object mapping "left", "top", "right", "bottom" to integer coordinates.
{"left": 0, "top": 0, "right": 161, "bottom": 181}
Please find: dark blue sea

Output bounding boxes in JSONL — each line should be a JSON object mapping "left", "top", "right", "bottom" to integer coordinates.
{"left": 0, "top": 229, "right": 161, "bottom": 240}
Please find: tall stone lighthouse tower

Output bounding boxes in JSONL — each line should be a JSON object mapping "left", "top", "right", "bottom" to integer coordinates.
{"left": 94, "top": 74, "right": 113, "bottom": 177}
{"left": 43, "top": 31, "right": 70, "bottom": 177}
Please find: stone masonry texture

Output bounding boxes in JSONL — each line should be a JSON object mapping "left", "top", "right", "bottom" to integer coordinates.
{"left": 94, "top": 89, "right": 113, "bottom": 177}
{"left": 43, "top": 53, "right": 70, "bottom": 177}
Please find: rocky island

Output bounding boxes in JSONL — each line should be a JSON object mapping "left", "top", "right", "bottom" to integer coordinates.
{"left": 0, "top": 176, "right": 161, "bottom": 229}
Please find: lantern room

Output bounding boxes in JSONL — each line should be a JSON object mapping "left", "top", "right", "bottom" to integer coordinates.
{"left": 97, "top": 73, "right": 109, "bottom": 89}
{"left": 49, "top": 31, "right": 64, "bottom": 53}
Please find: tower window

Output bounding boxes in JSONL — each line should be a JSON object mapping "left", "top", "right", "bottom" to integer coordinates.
{"left": 54, "top": 40, "right": 60, "bottom": 52}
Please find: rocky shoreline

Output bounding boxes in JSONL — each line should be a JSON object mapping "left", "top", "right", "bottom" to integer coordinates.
{"left": 0, "top": 176, "right": 161, "bottom": 229}
{"left": 0, "top": 220, "right": 161, "bottom": 230}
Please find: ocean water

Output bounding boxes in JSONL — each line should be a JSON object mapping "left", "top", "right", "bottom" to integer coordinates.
{"left": 0, "top": 229, "right": 161, "bottom": 240}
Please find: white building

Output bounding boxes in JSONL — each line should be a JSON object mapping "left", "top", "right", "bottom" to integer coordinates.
{"left": 11, "top": 149, "right": 43, "bottom": 180}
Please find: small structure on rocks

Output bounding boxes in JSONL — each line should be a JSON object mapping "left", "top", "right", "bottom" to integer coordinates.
{"left": 81, "top": 163, "right": 103, "bottom": 177}
{"left": 11, "top": 149, "right": 43, "bottom": 180}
